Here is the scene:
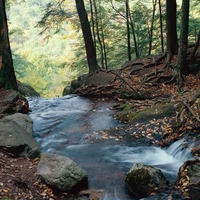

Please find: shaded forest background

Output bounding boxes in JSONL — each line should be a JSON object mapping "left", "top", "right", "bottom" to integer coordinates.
{"left": 7, "top": 0, "right": 200, "bottom": 97}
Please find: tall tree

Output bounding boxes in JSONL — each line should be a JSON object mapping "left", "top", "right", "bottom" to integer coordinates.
{"left": 98, "top": 3, "right": 108, "bottom": 69}
{"left": 128, "top": 6, "right": 139, "bottom": 58}
{"left": 92, "top": 0, "right": 104, "bottom": 68}
{"left": 0, "top": 0, "right": 17, "bottom": 90}
{"left": 126, "top": 0, "right": 131, "bottom": 60}
{"left": 148, "top": 0, "right": 157, "bottom": 55}
{"left": 175, "top": 0, "right": 190, "bottom": 91}
{"left": 165, "top": 0, "right": 178, "bottom": 67}
{"left": 158, "top": 0, "right": 164, "bottom": 52}
{"left": 75, "top": 0, "right": 100, "bottom": 74}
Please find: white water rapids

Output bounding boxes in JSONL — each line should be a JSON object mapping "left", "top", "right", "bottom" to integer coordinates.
{"left": 28, "top": 95, "right": 193, "bottom": 200}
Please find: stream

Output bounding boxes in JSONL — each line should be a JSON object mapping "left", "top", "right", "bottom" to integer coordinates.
{"left": 28, "top": 95, "right": 193, "bottom": 200}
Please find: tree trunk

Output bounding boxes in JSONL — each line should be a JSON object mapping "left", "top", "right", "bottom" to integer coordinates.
{"left": 126, "top": 0, "right": 131, "bottom": 60}
{"left": 165, "top": 0, "right": 178, "bottom": 66}
{"left": 0, "top": 0, "right": 17, "bottom": 90}
{"left": 158, "top": 0, "right": 164, "bottom": 52}
{"left": 148, "top": 0, "right": 157, "bottom": 55}
{"left": 89, "top": 0, "right": 96, "bottom": 49}
{"left": 129, "top": 5, "right": 139, "bottom": 58}
{"left": 92, "top": 0, "right": 104, "bottom": 68}
{"left": 75, "top": 0, "right": 100, "bottom": 74}
{"left": 175, "top": 0, "right": 189, "bottom": 91}
{"left": 99, "top": 4, "right": 108, "bottom": 69}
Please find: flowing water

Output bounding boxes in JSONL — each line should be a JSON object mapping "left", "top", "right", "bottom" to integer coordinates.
{"left": 28, "top": 95, "right": 193, "bottom": 200}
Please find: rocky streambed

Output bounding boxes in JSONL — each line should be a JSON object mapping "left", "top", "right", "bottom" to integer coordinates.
{"left": 1, "top": 88, "right": 200, "bottom": 200}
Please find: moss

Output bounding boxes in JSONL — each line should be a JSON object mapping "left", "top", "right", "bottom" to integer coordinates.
{"left": 129, "top": 101, "right": 182, "bottom": 124}
{"left": 115, "top": 101, "right": 182, "bottom": 124}
{"left": 133, "top": 168, "right": 151, "bottom": 185}
{"left": 114, "top": 103, "right": 137, "bottom": 123}
{"left": 126, "top": 168, "right": 151, "bottom": 197}
{"left": 119, "top": 103, "right": 132, "bottom": 111}
{"left": 1, "top": 197, "right": 13, "bottom": 200}
{"left": 119, "top": 89, "right": 148, "bottom": 100}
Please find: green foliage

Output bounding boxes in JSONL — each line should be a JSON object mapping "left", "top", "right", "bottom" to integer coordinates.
{"left": 8, "top": 0, "right": 80, "bottom": 97}
{"left": 7, "top": 0, "right": 200, "bottom": 97}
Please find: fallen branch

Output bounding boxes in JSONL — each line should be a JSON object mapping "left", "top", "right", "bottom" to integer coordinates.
{"left": 183, "top": 100, "right": 200, "bottom": 122}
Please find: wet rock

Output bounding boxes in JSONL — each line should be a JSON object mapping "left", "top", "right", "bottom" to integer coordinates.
{"left": 175, "top": 159, "right": 200, "bottom": 199}
{"left": 0, "top": 117, "right": 40, "bottom": 158}
{"left": 0, "top": 88, "right": 29, "bottom": 116}
{"left": 62, "top": 86, "right": 74, "bottom": 96}
{"left": 69, "top": 71, "right": 116, "bottom": 94}
{"left": 78, "top": 189, "right": 105, "bottom": 200}
{"left": 4, "top": 113, "right": 33, "bottom": 134}
{"left": 37, "top": 152, "right": 88, "bottom": 192}
{"left": 114, "top": 101, "right": 182, "bottom": 124}
{"left": 17, "top": 80, "right": 40, "bottom": 97}
{"left": 125, "top": 163, "right": 168, "bottom": 198}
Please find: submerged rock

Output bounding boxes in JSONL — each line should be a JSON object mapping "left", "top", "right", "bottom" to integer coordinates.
{"left": 125, "top": 163, "right": 168, "bottom": 198}
{"left": 37, "top": 152, "right": 88, "bottom": 192}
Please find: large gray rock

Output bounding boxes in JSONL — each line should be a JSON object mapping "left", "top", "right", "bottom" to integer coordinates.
{"left": 37, "top": 152, "right": 88, "bottom": 191}
{"left": 0, "top": 117, "right": 40, "bottom": 158}
{"left": 4, "top": 113, "right": 33, "bottom": 134}
{"left": 17, "top": 80, "right": 40, "bottom": 97}
{"left": 125, "top": 163, "right": 168, "bottom": 198}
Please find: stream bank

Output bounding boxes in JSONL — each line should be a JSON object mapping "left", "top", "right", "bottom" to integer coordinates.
{"left": 27, "top": 95, "right": 196, "bottom": 200}
{"left": 0, "top": 86, "right": 200, "bottom": 199}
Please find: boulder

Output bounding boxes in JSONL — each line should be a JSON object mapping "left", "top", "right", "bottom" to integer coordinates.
{"left": 62, "top": 86, "right": 74, "bottom": 96}
{"left": 69, "top": 71, "right": 116, "bottom": 92}
{"left": 125, "top": 163, "right": 168, "bottom": 198}
{"left": 0, "top": 117, "right": 40, "bottom": 158}
{"left": 0, "top": 88, "right": 29, "bottom": 117}
{"left": 37, "top": 152, "right": 88, "bottom": 192}
{"left": 17, "top": 80, "right": 40, "bottom": 97}
{"left": 4, "top": 113, "right": 33, "bottom": 134}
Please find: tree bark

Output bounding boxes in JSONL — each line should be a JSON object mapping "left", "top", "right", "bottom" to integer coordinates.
{"left": 129, "top": 4, "right": 139, "bottom": 58}
{"left": 0, "top": 0, "right": 17, "bottom": 90}
{"left": 75, "top": 0, "right": 100, "bottom": 74}
{"left": 126, "top": 0, "right": 131, "bottom": 60}
{"left": 158, "top": 0, "right": 164, "bottom": 52}
{"left": 92, "top": 0, "right": 104, "bottom": 68}
{"left": 99, "top": 4, "right": 108, "bottom": 69}
{"left": 89, "top": 0, "right": 96, "bottom": 49}
{"left": 165, "top": 0, "right": 178, "bottom": 67}
{"left": 175, "top": 0, "right": 189, "bottom": 91}
{"left": 148, "top": 0, "right": 157, "bottom": 55}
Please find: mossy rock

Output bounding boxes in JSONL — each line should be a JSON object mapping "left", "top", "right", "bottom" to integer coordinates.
{"left": 115, "top": 101, "right": 182, "bottom": 124}
{"left": 125, "top": 163, "right": 168, "bottom": 198}
{"left": 129, "top": 101, "right": 182, "bottom": 123}
{"left": 119, "top": 89, "right": 148, "bottom": 100}
{"left": 114, "top": 103, "right": 137, "bottom": 123}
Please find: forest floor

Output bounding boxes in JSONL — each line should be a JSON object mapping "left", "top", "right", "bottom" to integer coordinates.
{"left": 1, "top": 47, "right": 200, "bottom": 199}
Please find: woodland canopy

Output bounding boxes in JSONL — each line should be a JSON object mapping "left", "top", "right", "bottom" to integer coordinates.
{"left": 2, "top": 0, "right": 200, "bottom": 97}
